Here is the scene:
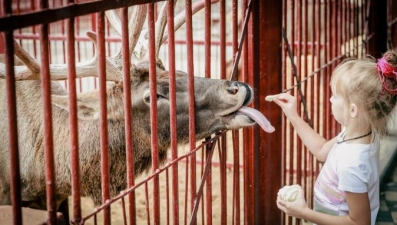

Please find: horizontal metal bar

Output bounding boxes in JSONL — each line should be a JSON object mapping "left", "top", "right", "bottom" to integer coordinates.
{"left": 0, "top": 0, "right": 164, "bottom": 32}
{"left": 13, "top": 33, "right": 234, "bottom": 46}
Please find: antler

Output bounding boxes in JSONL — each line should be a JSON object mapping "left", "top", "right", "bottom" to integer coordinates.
{"left": 0, "top": 33, "right": 122, "bottom": 82}
{"left": 105, "top": 4, "right": 147, "bottom": 67}
{"left": 105, "top": 1, "right": 169, "bottom": 63}
{"left": 105, "top": 0, "right": 220, "bottom": 64}
{"left": 0, "top": 0, "right": 220, "bottom": 82}
{"left": 161, "top": 0, "right": 220, "bottom": 43}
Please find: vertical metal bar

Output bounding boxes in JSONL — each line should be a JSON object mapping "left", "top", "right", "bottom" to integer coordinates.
{"left": 332, "top": 0, "right": 337, "bottom": 62}
{"left": 184, "top": 157, "right": 189, "bottom": 225}
{"left": 232, "top": 131, "right": 240, "bottom": 225}
{"left": 120, "top": 197, "right": 127, "bottom": 225}
{"left": 361, "top": 0, "right": 366, "bottom": 56}
{"left": 75, "top": 15, "right": 83, "bottom": 93}
{"left": 205, "top": 0, "right": 211, "bottom": 80}
{"left": 147, "top": 3, "right": 160, "bottom": 225}
{"left": 218, "top": 0, "right": 227, "bottom": 223}
{"left": 309, "top": 0, "right": 318, "bottom": 209}
{"left": 183, "top": 1, "right": 197, "bottom": 223}
{"left": 288, "top": 1, "right": 296, "bottom": 223}
{"left": 344, "top": 0, "right": 348, "bottom": 55}
{"left": 31, "top": 0, "right": 38, "bottom": 59}
{"left": 281, "top": 1, "right": 287, "bottom": 223}
{"left": 120, "top": 6, "right": 136, "bottom": 225}
{"left": 167, "top": 1, "right": 179, "bottom": 225}
{"left": 354, "top": 0, "right": 359, "bottom": 56}
{"left": 3, "top": 3, "right": 22, "bottom": 225}
{"left": 38, "top": 0, "right": 58, "bottom": 223}
{"left": 303, "top": 0, "right": 309, "bottom": 210}
{"left": 220, "top": 134, "right": 227, "bottom": 225}
{"left": 289, "top": 0, "right": 295, "bottom": 189}
{"left": 250, "top": 0, "right": 282, "bottom": 224}
{"left": 0, "top": 33, "right": 4, "bottom": 53}
{"left": 96, "top": 11, "right": 111, "bottom": 225}
{"left": 324, "top": 0, "right": 330, "bottom": 141}
{"left": 330, "top": 0, "right": 336, "bottom": 135}
{"left": 4, "top": 32, "right": 23, "bottom": 225}
{"left": 60, "top": 16, "right": 66, "bottom": 64}
{"left": 348, "top": 0, "right": 353, "bottom": 56}
{"left": 166, "top": 169, "right": 170, "bottom": 225}
{"left": 242, "top": 0, "right": 253, "bottom": 223}
{"left": 204, "top": 0, "right": 212, "bottom": 223}
{"left": 314, "top": 0, "right": 321, "bottom": 185}
{"left": 296, "top": 0, "right": 302, "bottom": 192}
{"left": 205, "top": 140, "right": 213, "bottom": 225}
{"left": 41, "top": 22, "right": 57, "bottom": 225}
{"left": 232, "top": 1, "right": 240, "bottom": 223}
{"left": 145, "top": 183, "right": 151, "bottom": 224}
{"left": 220, "top": 0, "right": 226, "bottom": 80}
{"left": 66, "top": 10, "right": 82, "bottom": 225}
{"left": 338, "top": 0, "right": 343, "bottom": 83}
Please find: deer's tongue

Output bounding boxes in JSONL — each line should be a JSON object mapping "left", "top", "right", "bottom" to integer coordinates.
{"left": 237, "top": 106, "right": 275, "bottom": 133}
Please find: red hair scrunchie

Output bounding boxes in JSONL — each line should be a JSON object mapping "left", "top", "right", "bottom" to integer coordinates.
{"left": 377, "top": 58, "right": 397, "bottom": 95}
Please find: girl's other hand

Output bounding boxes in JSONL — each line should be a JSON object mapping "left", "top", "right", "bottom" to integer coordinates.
{"left": 276, "top": 186, "right": 308, "bottom": 218}
{"left": 271, "top": 93, "right": 299, "bottom": 119}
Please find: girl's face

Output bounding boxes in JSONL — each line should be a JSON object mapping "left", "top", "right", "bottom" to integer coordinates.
{"left": 330, "top": 91, "right": 346, "bottom": 125}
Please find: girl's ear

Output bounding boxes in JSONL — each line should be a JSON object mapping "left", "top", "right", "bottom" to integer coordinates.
{"left": 350, "top": 103, "right": 358, "bottom": 119}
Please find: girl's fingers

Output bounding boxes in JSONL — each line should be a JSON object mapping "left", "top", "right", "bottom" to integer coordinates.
{"left": 276, "top": 199, "right": 285, "bottom": 211}
{"left": 298, "top": 187, "right": 306, "bottom": 201}
{"left": 277, "top": 196, "right": 287, "bottom": 207}
{"left": 273, "top": 94, "right": 292, "bottom": 106}
{"left": 276, "top": 93, "right": 293, "bottom": 101}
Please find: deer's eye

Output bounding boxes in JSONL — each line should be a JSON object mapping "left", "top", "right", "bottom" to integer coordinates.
{"left": 143, "top": 93, "right": 167, "bottom": 104}
{"left": 144, "top": 94, "right": 151, "bottom": 103}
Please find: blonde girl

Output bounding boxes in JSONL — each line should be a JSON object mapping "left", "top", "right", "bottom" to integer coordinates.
{"left": 274, "top": 50, "right": 397, "bottom": 225}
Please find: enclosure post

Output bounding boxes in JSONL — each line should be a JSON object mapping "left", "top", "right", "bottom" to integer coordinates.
{"left": 247, "top": 0, "right": 283, "bottom": 224}
{"left": 367, "top": 0, "right": 388, "bottom": 57}
{"left": 0, "top": 34, "right": 4, "bottom": 53}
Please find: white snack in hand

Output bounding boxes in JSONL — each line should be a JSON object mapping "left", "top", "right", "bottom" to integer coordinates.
{"left": 278, "top": 184, "right": 300, "bottom": 202}
{"left": 265, "top": 95, "right": 276, "bottom": 102}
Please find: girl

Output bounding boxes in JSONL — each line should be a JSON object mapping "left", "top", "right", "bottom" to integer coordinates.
{"left": 274, "top": 50, "right": 397, "bottom": 225}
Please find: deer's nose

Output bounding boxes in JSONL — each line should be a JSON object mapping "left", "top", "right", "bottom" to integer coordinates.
{"left": 227, "top": 82, "right": 240, "bottom": 94}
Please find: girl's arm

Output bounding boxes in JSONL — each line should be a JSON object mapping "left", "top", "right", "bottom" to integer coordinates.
{"left": 272, "top": 93, "right": 336, "bottom": 162}
{"left": 277, "top": 188, "right": 371, "bottom": 225}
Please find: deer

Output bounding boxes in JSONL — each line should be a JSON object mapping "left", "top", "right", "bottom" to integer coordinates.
{"left": 0, "top": 0, "right": 274, "bottom": 212}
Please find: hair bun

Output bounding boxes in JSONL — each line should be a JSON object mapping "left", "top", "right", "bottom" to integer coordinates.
{"left": 377, "top": 50, "right": 397, "bottom": 95}
{"left": 383, "top": 51, "right": 397, "bottom": 67}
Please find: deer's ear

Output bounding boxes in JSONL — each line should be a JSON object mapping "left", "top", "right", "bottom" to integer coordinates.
{"left": 52, "top": 95, "right": 99, "bottom": 120}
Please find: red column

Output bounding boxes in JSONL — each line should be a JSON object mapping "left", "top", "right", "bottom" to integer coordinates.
{"left": 0, "top": 33, "right": 4, "bottom": 53}
{"left": 247, "top": 0, "right": 283, "bottom": 224}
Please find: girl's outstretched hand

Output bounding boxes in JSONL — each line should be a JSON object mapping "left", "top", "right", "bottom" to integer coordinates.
{"left": 276, "top": 186, "right": 308, "bottom": 218}
{"left": 271, "top": 93, "right": 299, "bottom": 119}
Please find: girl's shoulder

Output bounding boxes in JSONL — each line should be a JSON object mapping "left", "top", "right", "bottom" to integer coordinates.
{"left": 333, "top": 141, "right": 378, "bottom": 168}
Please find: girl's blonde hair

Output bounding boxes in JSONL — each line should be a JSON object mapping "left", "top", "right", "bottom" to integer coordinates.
{"left": 330, "top": 50, "right": 397, "bottom": 136}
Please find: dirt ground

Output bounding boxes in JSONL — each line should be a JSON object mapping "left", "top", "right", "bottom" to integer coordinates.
{"left": 73, "top": 170, "right": 243, "bottom": 225}
{"left": 71, "top": 134, "right": 246, "bottom": 225}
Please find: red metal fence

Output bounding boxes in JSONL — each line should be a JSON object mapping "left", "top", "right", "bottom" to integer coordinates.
{"left": 0, "top": 0, "right": 394, "bottom": 224}
{"left": 282, "top": 0, "right": 367, "bottom": 224}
